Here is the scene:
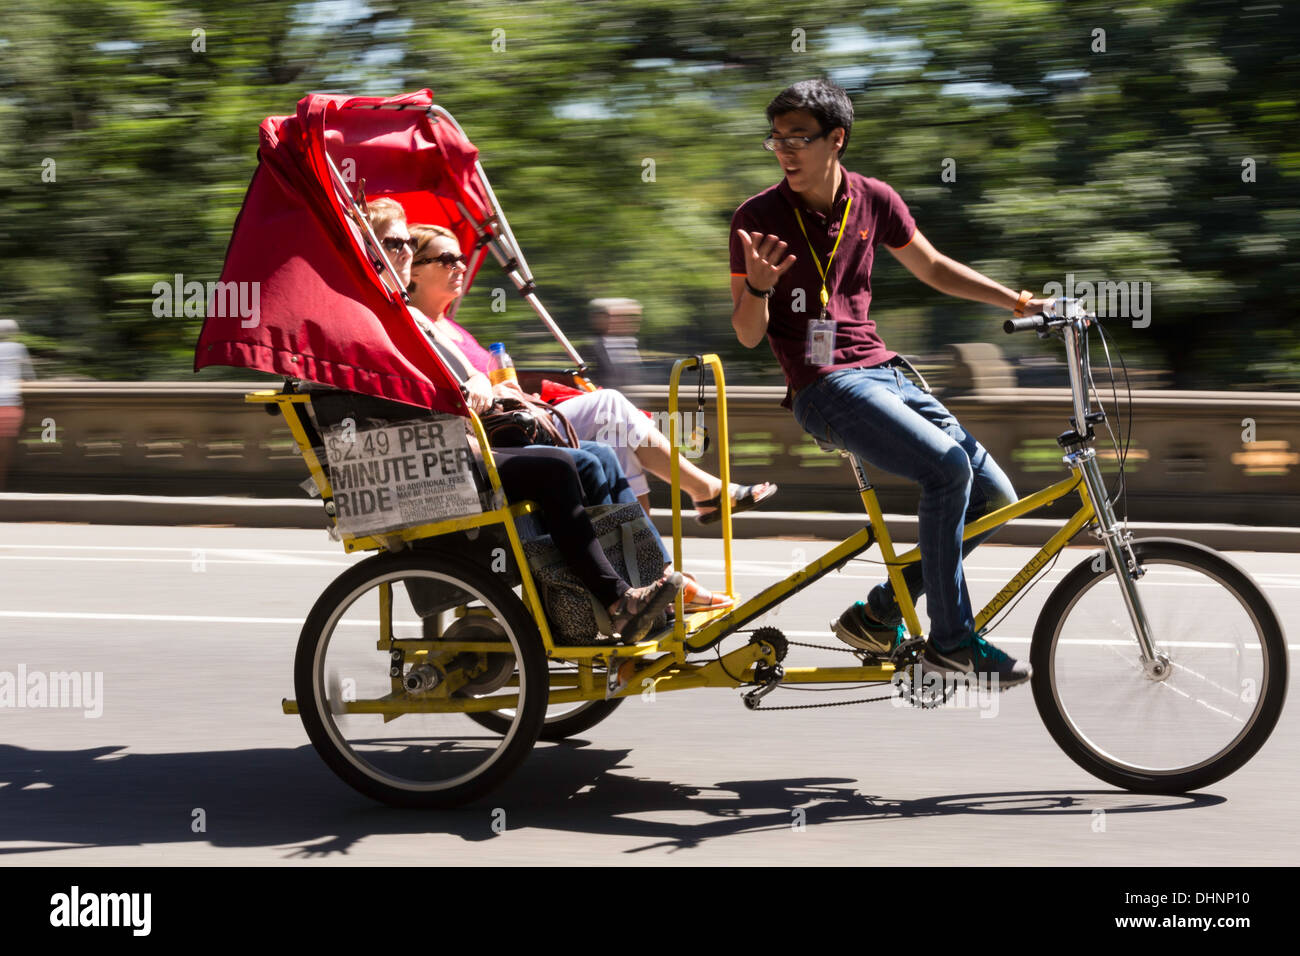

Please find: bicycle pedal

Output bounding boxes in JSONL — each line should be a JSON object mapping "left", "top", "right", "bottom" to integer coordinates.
{"left": 889, "top": 637, "right": 926, "bottom": 666}
{"left": 742, "top": 663, "right": 784, "bottom": 710}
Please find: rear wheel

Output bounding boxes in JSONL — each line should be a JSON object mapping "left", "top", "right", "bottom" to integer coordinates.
{"left": 1031, "top": 538, "right": 1287, "bottom": 794}
{"left": 294, "top": 550, "right": 547, "bottom": 808}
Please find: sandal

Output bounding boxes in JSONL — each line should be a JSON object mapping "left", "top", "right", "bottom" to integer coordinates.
{"left": 607, "top": 571, "right": 683, "bottom": 644}
{"left": 681, "top": 571, "right": 735, "bottom": 612}
{"left": 693, "top": 482, "right": 778, "bottom": 526}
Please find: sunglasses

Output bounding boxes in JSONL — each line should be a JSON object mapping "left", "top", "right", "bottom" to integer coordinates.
{"left": 380, "top": 236, "right": 417, "bottom": 256}
{"left": 414, "top": 251, "right": 468, "bottom": 268}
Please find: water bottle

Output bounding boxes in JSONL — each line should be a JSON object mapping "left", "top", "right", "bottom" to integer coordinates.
{"left": 486, "top": 342, "right": 518, "bottom": 385}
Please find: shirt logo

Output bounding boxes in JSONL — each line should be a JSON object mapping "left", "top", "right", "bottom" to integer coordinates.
{"left": 859, "top": 228, "right": 870, "bottom": 241}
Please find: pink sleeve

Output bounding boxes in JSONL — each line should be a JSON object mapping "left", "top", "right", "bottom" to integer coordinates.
{"left": 444, "top": 318, "right": 494, "bottom": 374}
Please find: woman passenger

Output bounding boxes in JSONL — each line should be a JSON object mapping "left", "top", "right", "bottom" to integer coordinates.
{"left": 372, "top": 200, "right": 732, "bottom": 611}
{"left": 404, "top": 222, "right": 777, "bottom": 525}
{"left": 366, "top": 198, "right": 682, "bottom": 642}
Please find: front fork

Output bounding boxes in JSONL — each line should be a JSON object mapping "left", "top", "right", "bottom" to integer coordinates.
{"left": 1071, "top": 449, "right": 1169, "bottom": 680}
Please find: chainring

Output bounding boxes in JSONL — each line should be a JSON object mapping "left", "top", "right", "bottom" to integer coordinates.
{"left": 891, "top": 663, "right": 956, "bottom": 710}
{"left": 747, "top": 626, "right": 789, "bottom": 662}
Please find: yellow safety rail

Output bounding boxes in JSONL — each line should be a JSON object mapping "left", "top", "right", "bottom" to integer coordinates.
{"left": 666, "top": 355, "right": 736, "bottom": 645}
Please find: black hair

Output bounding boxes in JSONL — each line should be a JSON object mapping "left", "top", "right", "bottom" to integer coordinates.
{"left": 766, "top": 79, "right": 853, "bottom": 159}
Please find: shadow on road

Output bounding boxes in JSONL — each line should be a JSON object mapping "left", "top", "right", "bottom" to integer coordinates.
{"left": 0, "top": 741, "right": 1223, "bottom": 857}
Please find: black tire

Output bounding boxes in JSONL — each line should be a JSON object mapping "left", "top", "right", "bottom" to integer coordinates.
{"left": 1031, "top": 538, "right": 1287, "bottom": 794}
{"left": 467, "top": 695, "right": 624, "bottom": 741}
{"left": 294, "top": 550, "right": 548, "bottom": 808}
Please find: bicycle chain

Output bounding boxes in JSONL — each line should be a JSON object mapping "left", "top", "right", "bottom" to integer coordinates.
{"left": 750, "top": 637, "right": 887, "bottom": 708}
{"left": 746, "top": 691, "right": 897, "bottom": 711}
{"left": 786, "top": 638, "right": 866, "bottom": 655}
{"left": 745, "top": 637, "right": 946, "bottom": 711}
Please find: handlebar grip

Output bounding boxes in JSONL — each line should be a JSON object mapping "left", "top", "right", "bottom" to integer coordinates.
{"left": 1004, "top": 315, "right": 1045, "bottom": 334}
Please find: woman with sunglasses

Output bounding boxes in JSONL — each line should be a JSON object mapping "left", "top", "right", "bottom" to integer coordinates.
{"left": 374, "top": 207, "right": 653, "bottom": 522}
{"left": 403, "top": 223, "right": 777, "bottom": 528}
{"left": 365, "top": 198, "right": 683, "bottom": 642}
{"left": 402, "top": 220, "right": 742, "bottom": 611}
{"left": 373, "top": 202, "right": 639, "bottom": 513}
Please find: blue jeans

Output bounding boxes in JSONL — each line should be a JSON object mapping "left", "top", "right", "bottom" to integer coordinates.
{"left": 792, "top": 364, "right": 1017, "bottom": 650}
{"left": 537, "top": 441, "right": 670, "bottom": 566}
{"left": 572, "top": 441, "right": 638, "bottom": 507}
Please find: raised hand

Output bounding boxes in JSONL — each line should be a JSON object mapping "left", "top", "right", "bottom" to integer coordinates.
{"left": 737, "top": 230, "right": 797, "bottom": 292}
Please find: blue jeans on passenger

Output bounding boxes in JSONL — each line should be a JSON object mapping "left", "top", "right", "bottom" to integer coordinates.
{"left": 791, "top": 363, "right": 1017, "bottom": 650}
{"left": 535, "top": 440, "right": 670, "bottom": 566}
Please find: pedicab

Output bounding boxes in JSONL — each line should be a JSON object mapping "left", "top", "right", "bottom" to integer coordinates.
{"left": 194, "top": 90, "right": 1287, "bottom": 808}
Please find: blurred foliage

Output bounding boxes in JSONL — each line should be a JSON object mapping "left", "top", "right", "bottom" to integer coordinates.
{"left": 0, "top": 0, "right": 1297, "bottom": 388}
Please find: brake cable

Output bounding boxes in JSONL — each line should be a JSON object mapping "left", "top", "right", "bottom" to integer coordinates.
{"left": 690, "top": 353, "right": 709, "bottom": 454}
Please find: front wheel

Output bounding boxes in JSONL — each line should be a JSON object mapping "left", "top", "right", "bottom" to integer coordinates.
{"left": 1032, "top": 538, "right": 1287, "bottom": 794}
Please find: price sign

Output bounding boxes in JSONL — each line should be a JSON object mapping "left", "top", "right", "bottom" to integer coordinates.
{"left": 323, "top": 416, "right": 482, "bottom": 536}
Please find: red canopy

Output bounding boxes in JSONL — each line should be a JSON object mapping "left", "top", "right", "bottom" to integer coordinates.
{"left": 194, "top": 90, "right": 493, "bottom": 414}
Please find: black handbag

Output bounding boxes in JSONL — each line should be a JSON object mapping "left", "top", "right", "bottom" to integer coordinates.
{"left": 480, "top": 395, "right": 579, "bottom": 448}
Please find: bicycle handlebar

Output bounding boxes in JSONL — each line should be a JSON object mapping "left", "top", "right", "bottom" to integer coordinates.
{"left": 1004, "top": 298, "right": 1096, "bottom": 335}
{"left": 1001, "top": 305, "right": 1100, "bottom": 439}
{"left": 1003, "top": 313, "right": 1080, "bottom": 334}
{"left": 1003, "top": 315, "right": 1049, "bottom": 333}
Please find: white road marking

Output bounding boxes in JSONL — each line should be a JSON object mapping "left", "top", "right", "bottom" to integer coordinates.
{"left": 749, "top": 631, "right": 1282, "bottom": 650}
{"left": 0, "top": 544, "right": 342, "bottom": 556}
{"left": 0, "top": 610, "right": 363, "bottom": 627}
{"left": 0, "top": 555, "right": 347, "bottom": 567}
{"left": 690, "top": 566, "right": 1300, "bottom": 589}
{"left": 1, "top": 614, "right": 1290, "bottom": 650}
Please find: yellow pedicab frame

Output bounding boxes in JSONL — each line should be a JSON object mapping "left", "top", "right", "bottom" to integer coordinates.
{"left": 258, "top": 350, "right": 1097, "bottom": 719}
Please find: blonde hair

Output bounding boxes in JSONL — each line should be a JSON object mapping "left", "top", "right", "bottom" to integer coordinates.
{"left": 405, "top": 224, "right": 464, "bottom": 299}
{"left": 409, "top": 223, "right": 459, "bottom": 259}
{"left": 365, "top": 196, "right": 407, "bottom": 234}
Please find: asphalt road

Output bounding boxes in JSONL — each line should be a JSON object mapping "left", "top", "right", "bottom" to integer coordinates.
{"left": 1, "top": 522, "right": 1296, "bottom": 865}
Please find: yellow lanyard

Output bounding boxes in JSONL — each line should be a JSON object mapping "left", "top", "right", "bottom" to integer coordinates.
{"left": 794, "top": 196, "right": 852, "bottom": 313}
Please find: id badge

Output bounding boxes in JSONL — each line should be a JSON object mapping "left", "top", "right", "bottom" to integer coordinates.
{"left": 805, "top": 317, "right": 836, "bottom": 366}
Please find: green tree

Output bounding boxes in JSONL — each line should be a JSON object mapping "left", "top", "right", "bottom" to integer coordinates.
{"left": 0, "top": 0, "right": 1296, "bottom": 388}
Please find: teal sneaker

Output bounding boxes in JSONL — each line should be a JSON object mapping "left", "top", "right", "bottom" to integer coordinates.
{"left": 921, "top": 632, "right": 1031, "bottom": 689}
{"left": 832, "top": 601, "right": 905, "bottom": 656}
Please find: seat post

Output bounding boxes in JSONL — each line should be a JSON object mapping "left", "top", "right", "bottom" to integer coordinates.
{"left": 848, "top": 452, "right": 925, "bottom": 640}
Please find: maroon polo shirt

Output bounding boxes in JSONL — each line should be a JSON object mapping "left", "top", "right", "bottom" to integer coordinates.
{"left": 729, "top": 170, "right": 916, "bottom": 407}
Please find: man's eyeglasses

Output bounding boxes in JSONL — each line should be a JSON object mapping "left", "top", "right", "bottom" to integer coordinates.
{"left": 762, "top": 129, "right": 829, "bottom": 152}
{"left": 380, "top": 236, "right": 417, "bottom": 256}
{"left": 414, "top": 252, "right": 467, "bottom": 268}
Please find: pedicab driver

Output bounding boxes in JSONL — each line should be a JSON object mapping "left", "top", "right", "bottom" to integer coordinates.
{"left": 729, "top": 79, "right": 1055, "bottom": 687}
